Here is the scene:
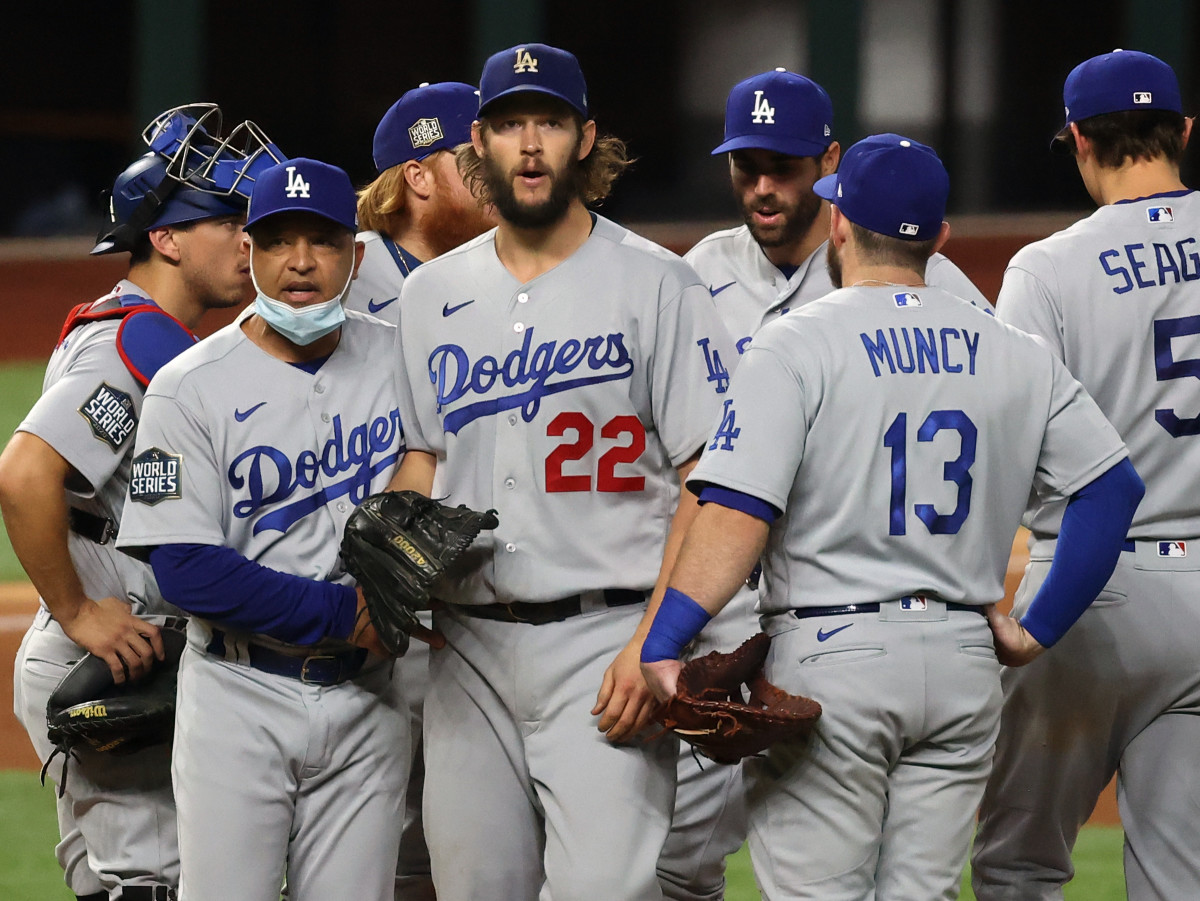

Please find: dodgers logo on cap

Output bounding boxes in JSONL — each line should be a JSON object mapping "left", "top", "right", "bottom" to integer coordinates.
{"left": 245, "top": 158, "right": 358, "bottom": 232}
{"left": 712, "top": 69, "right": 833, "bottom": 158}
{"left": 478, "top": 42, "right": 588, "bottom": 118}
{"left": 812, "top": 134, "right": 948, "bottom": 242}
{"left": 373, "top": 82, "right": 479, "bottom": 173}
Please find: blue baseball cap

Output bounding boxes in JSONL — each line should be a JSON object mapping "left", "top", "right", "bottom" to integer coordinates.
{"left": 1061, "top": 50, "right": 1181, "bottom": 132}
{"left": 244, "top": 158, "right": 358, "bottom": 232}
{"left": 813, "top": 134, "right": 948, "bottom": 242}
{"left": 478, "top": 43, "right": 588, "bottom": 118}
{"left": 712, "top": 69, "right": 833, "bottom": 157}
{"left": 373, "top": 82, "right": 480, "bottom": 173}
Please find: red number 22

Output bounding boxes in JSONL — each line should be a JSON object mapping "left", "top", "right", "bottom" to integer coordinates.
{"left": 545, "top": 412, "right": 646, "bottom": 492}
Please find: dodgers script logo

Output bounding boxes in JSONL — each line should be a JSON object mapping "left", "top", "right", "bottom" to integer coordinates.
{"left": 228, "top": 410, "right": 404, "bottom": 534}
{"left": 428, "top": 327, "right": 634, "bottom": 434}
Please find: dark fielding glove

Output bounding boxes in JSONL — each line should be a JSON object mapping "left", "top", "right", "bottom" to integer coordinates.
{"left": 657, "top": 632, "right": 822, "bottom": 765}
{"left": 43, "top": 621, "right": 187, "bottom": 795}
{"left": 341, "top": 490, "right": 499, "bottom": 656}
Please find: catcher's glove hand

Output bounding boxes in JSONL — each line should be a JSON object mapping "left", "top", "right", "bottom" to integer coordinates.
{"left": 657, "top": 632, "right": 822, "bottom": 765}
{"left": 341, "top": 490, "right": 499, "bottom": 656}
{"left": 42, "top": 621, "right": 187, "bottom": 795}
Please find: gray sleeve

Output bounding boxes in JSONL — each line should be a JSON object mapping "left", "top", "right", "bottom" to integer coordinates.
{"left": 995, "top": 257, "right": 1065, "bottom": 360}
{"left": 1032, "top": 355, "right": 1128, "bottom": 502}
{"left": 116, "top": 385, "right": 227, "bottom": 558}
{"left": 392, "top": 280, "right": 440, "bottom": 456}
{"left": 925, "top": 253, "right": 991, "bottom": 308}
{"left": 687, "top": 344, "right": 809, "bottom": 511}
{"left": 18, "top": 342, "right": 142, "bottom": 495}
{"left": 651, "top": 283, "right": 740, "bottom": 465}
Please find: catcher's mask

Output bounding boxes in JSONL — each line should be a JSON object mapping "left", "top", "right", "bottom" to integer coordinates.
{"left": 92, "top": 102, "right": 286, "bottom": 255}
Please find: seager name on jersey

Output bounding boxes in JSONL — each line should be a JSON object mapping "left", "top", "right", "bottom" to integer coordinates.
{"left": 429, "top": 327, "right": 635, "bottom": 434}
{"left": 860, "top": 326, "right": 980, "bottom": 378}
{"left": 228, "top": 410, "right": 404, "bottom": 534}
{"left": 1099, "top": 239, "right": 1200, "bottom": 294}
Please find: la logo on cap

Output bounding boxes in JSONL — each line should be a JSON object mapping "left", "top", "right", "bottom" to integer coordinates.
{"left": 514, "top": 48, "right": 538, "bottom": 73}
{"left": 752, "top": 90, "right": 776, "bottom": 124}
{"left": 409, "top": 117, "right": 444, "bottom": 148}
{"left": 285, "top": 165, "right": 311, "bottom": 199}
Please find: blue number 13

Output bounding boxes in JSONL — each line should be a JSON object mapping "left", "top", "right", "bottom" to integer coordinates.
{"left": 882, "top": 409, "right": 977, "bottom": 535}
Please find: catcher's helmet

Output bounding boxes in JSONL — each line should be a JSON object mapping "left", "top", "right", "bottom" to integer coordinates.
{"left": 92, "top": 103, "right": 286, "bottom": 255}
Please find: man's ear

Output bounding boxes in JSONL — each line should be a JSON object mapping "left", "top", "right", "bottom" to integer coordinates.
{"left": 147, "top": 226, "right": 181, "bottom": 262}
{"left": 402, "top": 159, "right": 432, "bottom": 200}
{"left": 820, "top": 141, "right": 841, "bottom": 177}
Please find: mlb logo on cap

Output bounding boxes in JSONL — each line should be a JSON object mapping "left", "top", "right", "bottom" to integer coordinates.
{"left": 1148, "top": 206, "right": 1173, "bottom": 223}
{"left": 1159, "top": 540, "right": 1187, "bottom": 557}
{"left": 893, "top": 292, "right": 922, "bottom": 308}
{"left": 1134, "top": 91, "right": 1153, "bottom": 104}
{"left": 245, "top": 158, "right": 358, "bottom": 232}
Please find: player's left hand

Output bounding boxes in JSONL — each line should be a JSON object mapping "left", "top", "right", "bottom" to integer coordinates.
{"left": 640, "top": 658, "right": 682, "bottom": 704}
{"left": 984, "top": 603, "right": 1047, "bottom": 667}
{"left": 348, "top": 587, "right": 393, "bottom": 658}
{"left": 593, "top": 639, "right": 662, "bottom": 744}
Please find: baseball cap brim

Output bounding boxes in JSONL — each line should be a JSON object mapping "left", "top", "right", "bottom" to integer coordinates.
{"left": 244, "top": 204, "right": 356, "bottom": 232}
{"left": 478, "top": 85, "right": 587, "bottom": 118}
{"left": 712, "top": 133, "right": 831, "bottom": 157}
{"left": 812, "top": 173, "right": 838, "bottom": 201}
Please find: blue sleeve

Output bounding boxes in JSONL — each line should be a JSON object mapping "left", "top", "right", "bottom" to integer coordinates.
{"left": 149, "top": 543, "right": 358, "bottom": 645}
{"left": 697, "top": 485, "right": 780, "bottom": 523}
{"left": 1020, "top": 458, "right": 1144, "bottom": 647}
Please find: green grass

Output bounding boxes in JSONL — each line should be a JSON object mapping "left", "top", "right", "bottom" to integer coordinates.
{"left": 0, "top": 768, "right": 1125, "bottom": 899}
{"left": 0, "top": 361, "right": 49, "bottom": 582}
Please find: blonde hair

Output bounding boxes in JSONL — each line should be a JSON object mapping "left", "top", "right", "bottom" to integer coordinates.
{"left": 355, "top": 165, "right": 409, "bottom": 235}
{"left": 456, "top": 119, "right": 632, "bottom": 206}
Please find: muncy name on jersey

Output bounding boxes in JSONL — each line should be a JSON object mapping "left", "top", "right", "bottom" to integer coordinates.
{"left": 428, "top": 326, "right": 635, "bottom": 434}
{"left": 228, "top": 410, "right": 404, "bottom": 534}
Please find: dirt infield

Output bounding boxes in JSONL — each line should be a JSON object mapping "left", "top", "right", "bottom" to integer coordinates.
{"left": 0, "top": 220, "right": 1120, "bottom": 827}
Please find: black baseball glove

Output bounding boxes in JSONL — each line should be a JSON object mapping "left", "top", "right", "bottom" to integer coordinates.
{"left": 340, "top": 490, "right": 499, "bottom": 656}
{"left": 42, "top": 621, "right": 187, "bottom": 795}
{"left": 657, "top": 632, "right": 822, "bottom": 765}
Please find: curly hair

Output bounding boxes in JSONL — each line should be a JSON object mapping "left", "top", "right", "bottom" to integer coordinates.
{"left": 456, "top": 116, "right": 632, "bottom": 207}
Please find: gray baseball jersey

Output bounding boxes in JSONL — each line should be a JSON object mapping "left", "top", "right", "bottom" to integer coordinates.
{"left": 115, "top": 308, "right": 411, "bottom": 901}
{"left": 395, "top": 215, "right": 738, "bottom": 603}
{"left": 13, "top": 280, "right": 185, "bottom": 896}
{"left": 685, "top": 224, "right": 990, "bottom": 355}
{"left": 343, "top": 230, "right": 416, "bottom": 325}
{"left": 691, "top": 283, "right": 1125, "bottom": 612}
{"left": 394, "top": 213, "right": 737, "bottom": 901}
{"left": 973, "top": 191, "right": 1200, "bottom": 900}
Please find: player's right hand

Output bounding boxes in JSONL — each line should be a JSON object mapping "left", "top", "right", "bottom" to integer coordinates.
{"left": 984, "top": 603, "right": 1046, "bottom": 667}
{"left": 60, "top": 596, "right": 164, "bottom": 683}
{"left": 640, "top": 658, "right": 682, "bottom": 704}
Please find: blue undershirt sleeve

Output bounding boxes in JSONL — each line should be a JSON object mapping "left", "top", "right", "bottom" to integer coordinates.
{"left": 149, "top": 543, "right": 358, "bottom": 646}
{"left": 1020, "top": 457, "right": 1144, "bottom": 648}
{"left": 697, "top": 485, "right": 780, "bottom": 523}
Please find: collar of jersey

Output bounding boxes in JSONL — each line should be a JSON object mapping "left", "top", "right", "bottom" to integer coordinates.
{"left": 1114, "top": 188, "right": 1195, "bottom": 205}
{"left": 382, "top": 237, "right": 424, "bottom": 277}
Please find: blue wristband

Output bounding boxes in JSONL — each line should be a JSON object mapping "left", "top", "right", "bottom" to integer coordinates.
{"left": 641, "top": 587, "right": 712, "bottom": 663}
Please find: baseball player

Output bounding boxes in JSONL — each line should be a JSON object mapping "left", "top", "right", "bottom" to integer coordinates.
{"left": 349, "top": 81, "right": 494, "bottom": 901}
{"left": 115, "top": 158, "right": 410, "bottom": 901}
{"left": 640, "top": 133, "right": 1144, "bottom": 901}
{"left": 388, "top": 43, "right": 737, "bottom": 901}
{"left": 972, "top": 50, "right": 1200, "bottom": 900}
{"left": 659, "top": 67, "right": 994, "bottom": 901}
{"left": 0, "top": 104, "right": 281, "bottom": 901}
{"left": 347, "top": 80, "right": 494, "bottom": 327}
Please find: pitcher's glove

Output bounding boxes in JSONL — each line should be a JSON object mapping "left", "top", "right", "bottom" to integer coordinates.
{"left": 341, "top": 490, "right": 499, "bottom": 656}
{"left": 43, "top": 621, "right": 187, "bottom": 795}
{"left": 657, "top": 632, "right": 822, "bottom": 765}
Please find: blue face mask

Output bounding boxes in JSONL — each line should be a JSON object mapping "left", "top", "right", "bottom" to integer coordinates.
{"left": 250, "top": 246, "right": 352, "bottom": 346}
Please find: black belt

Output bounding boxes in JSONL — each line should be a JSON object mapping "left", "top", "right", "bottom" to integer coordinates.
{"left": 68, "top": 508, "right": 116, "bottom": 545}
{"left": 791, "top": 597, "right": 985, "bottom": 619}
{"left": 452, "top": 588, "right": 645, "bottom": 626}
{"left": 207, "top": 628, "right": 368, "bottom": 685}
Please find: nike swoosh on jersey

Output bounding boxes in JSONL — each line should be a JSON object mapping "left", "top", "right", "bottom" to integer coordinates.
{"left": 442, "top": 299, "right": 476, "bottom": 317}
{"left": 234, "top": 402, "right": 267, "bottom": 422}
{"left": 367, "top": 296, "right": 398, "bottom": 313}
{"left": 816, "top": 623, "right": 853, "bottom": 642}
{"left": 709, "top": 281, "right": 736, "bottom": 297}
